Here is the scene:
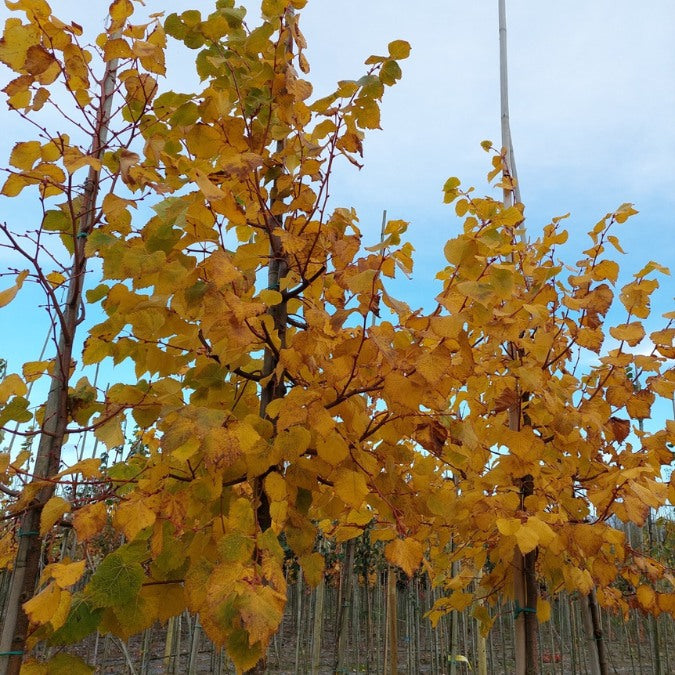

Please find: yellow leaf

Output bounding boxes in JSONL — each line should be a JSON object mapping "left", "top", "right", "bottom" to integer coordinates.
{"left": 636, "top": 584, "right": 656, "bottom": 611}
{"left": 62, "top": 146, "right": 102, "bottom": 175}
{"left": 333, "top": 525, "right": 363, "bottom": 542}
{"left": 0, "top": 20, "right": 40, "bottom": 70}
{"left": 525, "top": 517, "right": 555, "bottom": 548}
{"left": 613, "top": 202, "right": 638, "bottom": 223}
{"left": 388, "top": 39, "right": 411, "bottom": 59}
{"left": 619, "top": 279, "right": 658, "bottom": 319}
{"left": 16, "top": 661, "right": 46, "bottom": 675}
{"left": 382, "top": 371, "right": 420, "bottom": 411}
{"left": 609, "top": 322, "right": 645, "bottom": 346}
{"left": 50, "top": 560, "right": 86, "bottom": 588}
{"left": 38, "top": 654, "right": 93, "bottom": 674}
{"left": 446, "top": 591, "right": 473, "bottom": 612}
{"left": 626, "top": 389, "right": 654, "bottom": 420}
{"left": 22, "top": 359, "right": 51, "bottom": 383}
{"left": 0, "top": 372, "right": 28, "bottom": 404}
{"left": 0, "top": 269, "right": 29, "bottom": 307}
{"left": 496, "top": 517, "right": 520, "bottom": 537}
{"left": 113, "top": 499, "right": 156, "bottom": 540}
{"left": 450, "top": 655, "right": 472, "bottom": 669}
{"left": 9, "top": 140, "right": 41, "bottom": 170}
{"left": 172, "top": 436, "right": 200, "bottom": 462}
{"left": 239, "top": 585, "right": 284, "bottom": 647}
{"left": 55, "top": 458, "right": 101, "bottom": 479}
{"left": 109, "top": 0, "right": 134, "bottom": 28}
{"left": 536, "top": 597, "right": 551, "bottom": 623}
{"left": 50, "top": 588, "right": 73, "bottom": 632}
{"left": 515, "top": 522, "right": 539, "bottom": 555}
{"left": 46, "top": 271, "right": 66, "bottom": 288}
{"left": 259, "top": 289, "right": 283, "bottom": 306}
{"left": 93, "top": 416, "right": 124, "bottom": 449}
{"left": 384, "top": 537, "right": 423, "bottom": 577}
{"left": 456, "top": 280, "right": 495, "bottom": 305}
{"left": 102, "top": 36, "right": 133, "bottom": 60}
{"left": 591, "top": 259, "right": 619, "bottom": 283}
{"left": 316, "top": 431, "right": 349, "bottom": 465}
{"left": 23, "top": 582, "right": 63, "bottom": 625}
{"left": 298, "top": 552, "right": 324, "bottom": 587}
{"left": 72, "top": 501, "right": 108, "bottom": 541}
{"left": 334, "top": 468, "right": 368, "bottom": 509}
{"left": 40, "top": 496, "right": 71, "bottom": 535}
{"left": 227, "top": 628, "right": 266, "bottom": 674}
{"left": 657, "top": 592, "right": 674, "bottom": 615}
{"left": 192, "top": 169, "right": 229, "bottom": 200}
{"left": 264, "top": 472, "right": 286, "bottom": 502}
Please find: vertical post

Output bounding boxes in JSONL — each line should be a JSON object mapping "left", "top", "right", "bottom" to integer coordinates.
{"left": 386, "top": 566, "right": 398, "bottom": 674}
{"left": 581, "top": 593, "right": 603, "bottom": 675}
{"left": 335, "top": 540, "right": 355, "bottom": 672}
{"left": 498, "top": 0, "right": 521, "bottom": 207}
{"left": 310, "top": 579, "right": 325, "bottom": 674}
{"left": 499, "top": 2, "right": 538, "bottom": 673}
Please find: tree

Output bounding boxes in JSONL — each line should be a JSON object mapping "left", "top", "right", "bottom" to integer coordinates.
{"left": 0, "top": 1, "right": 672, "bottom": 673}
{"left": 0, "top": 1, "right": 166, "bottom": 672}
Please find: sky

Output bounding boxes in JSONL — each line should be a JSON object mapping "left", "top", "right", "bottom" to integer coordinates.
{"left": 0, "top": 1, "right": 674, "bottom": 442}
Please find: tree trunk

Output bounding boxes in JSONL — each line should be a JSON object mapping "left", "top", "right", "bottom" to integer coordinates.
{"left": 310, "top": 579, "right": 325, "bottom": 674}
{"left": 386, "top": 565, "right": 398, "bottom": 675}
{"left": 335, "top": 540, "right": 355, "bottom": 672}
{"left": 647, "top": 510, "right": 662, "bottom": 675}
{"left": 0, "top": 44, "right": 119, "bottom": 675}
{"left": 499, "top": 2, "right": 538, "bottom": 671}
{"left": 581, "top": 590, "right": 607, "bottom": 675}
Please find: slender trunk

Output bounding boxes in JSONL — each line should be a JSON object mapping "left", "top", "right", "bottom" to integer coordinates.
{"left": 248, "top": 14, "right": 295, "bottom": 675}
{"left": 335, "top": 540, "right": 355, "bottom": 672}
{"left": 164, "top": 616, "right": 176, "bottom": 673}
{"left": 589, "top": 590, "right": 609, "bottom": 675}
{"left": 354, "top": 580, "right": 361, "bottom": 673}
{"left": 294, "top": 568, "right": 304, "bottom": 673}
{"left": 498, "top": 0, "right": 522, "bottom": 207}
{"left": 414, "top": 579, "right": 421, "bottom": 675}
{"left": 581, "top": 592, "right": 602, "bottom": 675}
{"left": 386, "top": 565, "right": 398, "bottom": 675}
{"left": 187, "top": 615, "right": 201, "bottom": 675}
{"left": 524, "top": 540, "right": 539, "bottom": 671}
{"left": 140, "top": 628, "right": 151, "bottom": 675}
{"left": 475, "top": 578, "right": 488, "bottom": 675}
{"left": 0, "top": 45, "right": 119, "bottom": 675}
{"left": 646, "top": 510, "right": 662, "bottom": 675}
{"left": 310, "top": 579, "right": 325, "bottom": 674}
{"left": 500, "top": 2, "right": 537, "bottom": 669}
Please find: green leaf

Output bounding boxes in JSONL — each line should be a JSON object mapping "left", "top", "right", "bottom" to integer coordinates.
{"left": 379, "top": 60, "right": 402, "bottom": 86}
{"left": 0, "top": 396, "right": 32, "bottom": 427}
{"left": 227, "top": 627, "right": 265, "bottom": 673}
{"left": 164, "top": 13, "right": 187, "bottom": 40}
{"left": 26, "top": 653, "right": 94, "bottom": 675}
{"left": 49, "top": 597, "right": 102, "bottom": 645}
{"left": 86, "top": 552, "right": 144, "bottom": 608}
{"left": 442, "top": 176, "right": 461, "bottom": 203}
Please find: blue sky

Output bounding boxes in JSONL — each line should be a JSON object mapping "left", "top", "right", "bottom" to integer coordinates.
{"left": 1, "top": 1, "right": 673, "bottom": 440}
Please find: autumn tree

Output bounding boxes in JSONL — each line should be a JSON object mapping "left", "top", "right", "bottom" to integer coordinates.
{"left": 0, "top": 0, "right": 170, "bottom": 672}
{"left": 0, "top": 1, "right": 672, "bottom": 673}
